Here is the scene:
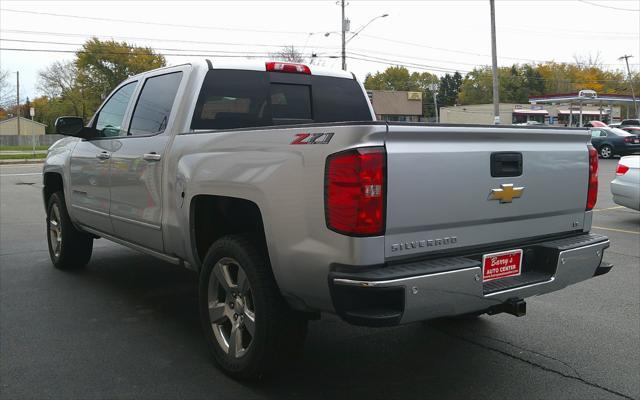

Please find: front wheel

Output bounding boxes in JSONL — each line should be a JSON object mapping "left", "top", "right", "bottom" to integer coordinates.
{"left": 599, "top": 145, "right": 613, "bottom": 159}
{"left": 46, "top": 191, "right": 93, "bottom": 269}
{"left": 199, "top": 235, "right": 307, "bottom": 379}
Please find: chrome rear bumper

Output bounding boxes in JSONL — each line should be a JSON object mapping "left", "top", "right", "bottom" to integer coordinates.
{"left": 329, "top": 233, "right": 610, "bottom": 326}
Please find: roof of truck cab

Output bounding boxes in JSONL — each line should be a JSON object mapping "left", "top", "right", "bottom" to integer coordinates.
{"left": 128, "top": 59, "right": 354, "bottom": 80}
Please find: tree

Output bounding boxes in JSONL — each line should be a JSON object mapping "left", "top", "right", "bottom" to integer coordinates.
{"left": 0, "top": 69, "right": 15, "bottom": 115}
{"left": 75, "top": 38, "right": 165, "bottom": 108}
{"left": 269, "top": 45, "right": 305, "bottom": 63}
{"left": 38, "top": 61, "right": 85, "bottom": 117}
{"left": 437, "top": 72, "right": 463, "bottom": 108}
{"left": 364, "top": 66, "right": 417, "bottom": 91}
{"left": 35, "top": 38, "right": 166, "bottom": 125}
{"left": 268, "top": 45, "right": 322, "bottom": 65}
{"left": 364, "top": 66, "right": 439, "bottom": 118}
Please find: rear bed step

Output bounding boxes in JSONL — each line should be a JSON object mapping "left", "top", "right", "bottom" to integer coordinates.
{"left": 483, "top": 271, "right": 552, "bottom": 295}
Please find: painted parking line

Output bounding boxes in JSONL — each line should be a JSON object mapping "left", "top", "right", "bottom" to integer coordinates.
{"left": 0, "top": 173, "right": 42, "bottom": 177}
{"left": 592, "top": 226, "right": 640, "bottom": 235}
{"left": 593, "top": 206, "right": 626, "bottom": 212}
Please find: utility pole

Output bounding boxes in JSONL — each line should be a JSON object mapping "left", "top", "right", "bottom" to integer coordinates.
{"left": 16, "top": 71, "right": 20, "bottom": 136}
{"left": 341, "top": 0, "right": 347, "bottom": 71}
{"left": 489, "top": 0, "right": 500, "bottom": 124}
{"left": 428, "top": 83, "right": 439, "bottom": 123}
{"left": 619, "top": 54, "right": 638, "bottom": 118}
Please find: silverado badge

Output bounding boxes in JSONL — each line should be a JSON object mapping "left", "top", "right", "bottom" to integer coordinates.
{"left": 489, "top": 184, "right": 525, "bottom": 203}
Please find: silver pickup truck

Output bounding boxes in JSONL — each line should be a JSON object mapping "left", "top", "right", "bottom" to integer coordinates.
{"left": 45, "top": 60, "right": 611, "bottom": 378}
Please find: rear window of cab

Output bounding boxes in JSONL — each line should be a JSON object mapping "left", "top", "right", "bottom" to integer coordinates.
{"left": 191, "top": 69, "right": 372, "bottom": 130}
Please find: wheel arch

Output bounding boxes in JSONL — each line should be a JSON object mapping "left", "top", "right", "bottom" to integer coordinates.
{"left": 189, "top": 194, "right": 270, "bottom": 269}
{"left": 43, "top": 171, "right": 64, "bottom": 207}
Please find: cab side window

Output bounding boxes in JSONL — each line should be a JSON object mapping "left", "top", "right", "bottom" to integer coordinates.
{"left": 94, "top": 82, "right": 137, "bottom": 137}
{"left": 128, "top": 72, "right": 183, "bottom": 136}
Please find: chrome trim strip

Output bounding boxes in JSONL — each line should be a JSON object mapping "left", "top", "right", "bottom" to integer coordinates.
{"left": 334, "top": 239, "right": 609, "bottom": 291}
{"left": 333, "top": 266, "right": 480, "bottom": 287}
{"left": 110, "top": 213, "right": 161, "bottom": 230}
{"left": 80, "top": 225, "right": 181, "bottom": 265}
{"left": 71, "top": 204, "right": 109, "bottom": 217}
{"left": 484, "top": 277, "right": 555, "bottom": 297}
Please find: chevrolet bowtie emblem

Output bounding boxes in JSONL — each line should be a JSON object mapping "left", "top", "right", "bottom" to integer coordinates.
{"left": 489, "top": 184, "right": 525, "bottom": 203}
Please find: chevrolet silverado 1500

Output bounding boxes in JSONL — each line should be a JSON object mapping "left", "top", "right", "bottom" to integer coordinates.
{"left": 44, "top": 60, "right": 611, "bottom": 378}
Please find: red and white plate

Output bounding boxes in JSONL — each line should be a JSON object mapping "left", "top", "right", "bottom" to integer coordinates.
{"left": 482, "top": 249, "right": 523, "bottom": 282}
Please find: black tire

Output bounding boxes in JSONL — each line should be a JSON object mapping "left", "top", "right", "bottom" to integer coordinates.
{"left": 46, "top": 191, "right": 93, "bottom": 270}
{"left": 599, "top": 145, "right": 614, "bottom": 159}
{"left": 199, "top": 235, "right": 307, "bottom": 380}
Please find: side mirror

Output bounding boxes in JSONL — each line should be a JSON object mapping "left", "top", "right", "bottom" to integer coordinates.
{"left": 55, "top": 116, "right": 85, "bottom": 136}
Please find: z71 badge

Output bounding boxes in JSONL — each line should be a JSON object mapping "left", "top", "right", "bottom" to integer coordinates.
{"left": 291, "top": 132, "right": 334, "bottom": 145}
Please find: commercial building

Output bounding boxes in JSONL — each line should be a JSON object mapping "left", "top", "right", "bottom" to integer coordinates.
{"left": 368, "top": 90, "right": 423, "bottom": 122}
{"left": 440, "top": 101, "right": 623, "bottom": 126}
{"left": 0, "top": 117, "right": 47, "bottom": 136}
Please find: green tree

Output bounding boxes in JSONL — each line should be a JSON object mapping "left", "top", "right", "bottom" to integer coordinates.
{"left": 437, "top": 72, "right": 463, "bottom": 107}
{"left": 36, "top": 38, "right": 166, "bottom": 124}
{"left": 75, "top": 38, "right": 165, "bottom": 113}
{"left": 364, "top": 66, "right": 439, "bottom": 117}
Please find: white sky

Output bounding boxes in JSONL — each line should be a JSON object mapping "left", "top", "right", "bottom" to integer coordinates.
{"left": 1, "top": 0, "right": 639, "bottom": 102}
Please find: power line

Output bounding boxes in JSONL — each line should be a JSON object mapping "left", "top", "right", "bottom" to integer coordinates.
{"left": 0, "top": 38, "right": 311, "bottom": 56}
{"left": 0, "top": 45, "right": 632, "bottom": 84}
{"left": 0, "top": 37, "right": 486, "bottom": 70}
{"left": 578, "top": 0, "right": 640, "bottom": 12}
{"left": 0, "top": 28, "right": 340, "bottom": 50}
{"left": 358, "top": 33, "right": 639, "bottom": 66}
{"left": 0, "top": 47, "right": 338, "bottom": 59}
{"left": 348, "top": 52, "right": 469, "bottom": 73}
{"left": 0, "top": 8, "right": 315, "bottom": 35}
{"left": 4, "top": 28, "right": 635, "bottom": 70}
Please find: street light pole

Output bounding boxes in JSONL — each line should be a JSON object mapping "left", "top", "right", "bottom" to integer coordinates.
{"left": 341, "top": 0, "right": 347, "bottom": 71}
{"left": 16, "top": 71, "right": 20, "bottom": 136}
{"left": 428, "top": 83, "right": 439, "bottom": 123}
{"left": 346, "top": 14, "right": 388, "bottom": 44}
{"left": 619, "top": 54, "right": 638, "bottom": 118}
{"left": 334, "top": 1, "right": 387, "bottom": 71}
{"left": 489, "top": 0, "right": 500, "bottom": 124}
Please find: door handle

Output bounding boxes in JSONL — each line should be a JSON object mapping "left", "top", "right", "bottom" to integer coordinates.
{"left": 96, "top": 151, "right": 111, "bottom": 160}
{"left": 143, "top": 152, "right": 162, "bottom": 162}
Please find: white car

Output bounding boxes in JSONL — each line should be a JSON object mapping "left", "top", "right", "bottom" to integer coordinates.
{"left": 611, "top": 156, "right": 640, "bottom": 211}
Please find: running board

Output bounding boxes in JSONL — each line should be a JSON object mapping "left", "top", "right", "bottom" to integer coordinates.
{"left": 80, "top": 225, "right": 183, "bottom": 266}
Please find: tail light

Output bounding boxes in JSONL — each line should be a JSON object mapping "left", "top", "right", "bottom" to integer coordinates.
{"left": 266, "top": 61, "right": 311, "bottom": 75}
{"left": 325, "top": 147, "right": 386, "bottom": 236}
{"left": 616, "top": 163, "right": 630, "bottom": 175}
{"left": 624, "top": 137, "right": 633, "bottom": 143}
{"left": 586, "top": 145, "right": 598, "bottom": 211}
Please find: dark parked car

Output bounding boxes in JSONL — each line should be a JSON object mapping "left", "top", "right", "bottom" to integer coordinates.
{"left": 590, "top": 127, "right": 640, "bottom": 159}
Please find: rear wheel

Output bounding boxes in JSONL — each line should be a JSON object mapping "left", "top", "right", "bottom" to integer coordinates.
{"left": 599, "top": 145, "right": 613, "bottom": 159}
{"left": 199, "top": 235, "right": 307, "bottom": 379}
{"left": 46, "top": 191, "right": 93, "bottom": 269}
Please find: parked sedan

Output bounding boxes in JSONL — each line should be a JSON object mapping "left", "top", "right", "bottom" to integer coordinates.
{"left": 611, "top": 156, "right": 640, "bottom": 211}
{"left": 621, "top": 126, "right": 640, "bottom": 135}
{"left": 590, "top": 127, "right": 640, "bottom": 159}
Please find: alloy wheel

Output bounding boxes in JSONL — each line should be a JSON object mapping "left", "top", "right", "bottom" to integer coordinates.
{"left": 48, "top": 203, "right": 62, "bottom": 259}
{"left": 207, "top": 257, "right": 256, "bottom": 358}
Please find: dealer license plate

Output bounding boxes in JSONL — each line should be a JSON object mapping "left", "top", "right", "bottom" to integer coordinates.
{"left": 482, "top": 249, "right": 523, "bottom": 282}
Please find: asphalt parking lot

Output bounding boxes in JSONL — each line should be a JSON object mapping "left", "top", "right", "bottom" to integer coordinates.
{"left": 1, "top": 159, "right": 638, "bottom": 400}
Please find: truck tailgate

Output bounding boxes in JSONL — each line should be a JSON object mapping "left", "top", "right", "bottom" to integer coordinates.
{"left": 384, "top": 124, "right": 591, "bottom": 259}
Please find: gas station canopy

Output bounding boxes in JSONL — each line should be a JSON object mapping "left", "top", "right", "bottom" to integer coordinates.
{"left": 529, "top": 91, "right": 636, "bottom": 105}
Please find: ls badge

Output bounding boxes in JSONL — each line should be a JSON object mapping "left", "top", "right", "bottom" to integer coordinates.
{"left": 489, "top": 184, "right": 525, "bottom": 203}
